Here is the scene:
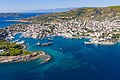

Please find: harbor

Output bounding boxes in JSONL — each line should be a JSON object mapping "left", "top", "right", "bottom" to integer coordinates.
{"left": 1, "top": 32, "right": 120, "bottom": 80}
{"left": 0, "top": 3, "right": 120, "bottom": 80}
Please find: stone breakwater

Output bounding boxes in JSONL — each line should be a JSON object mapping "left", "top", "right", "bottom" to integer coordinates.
{"left": 0, "top": 51, "right": 51, "bottom": 63}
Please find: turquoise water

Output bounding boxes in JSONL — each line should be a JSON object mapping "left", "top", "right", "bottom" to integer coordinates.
{"left": 1, "top": 33, "right": 120, "bottom": 80}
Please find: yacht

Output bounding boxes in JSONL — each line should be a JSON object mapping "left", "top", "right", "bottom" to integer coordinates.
{"left": 41, "top": 42, "right": 52, "bottom": 46}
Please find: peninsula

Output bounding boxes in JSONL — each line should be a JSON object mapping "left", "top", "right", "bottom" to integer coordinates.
{"left": 0, "top": 40, "right": 51, "bottom": 63}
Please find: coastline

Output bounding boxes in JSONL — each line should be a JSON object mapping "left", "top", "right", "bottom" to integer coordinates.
{"left": 61, "top": 35, "right": 117, "bottom": 45}
{"left": 8, "top": 31, "right": 118, "bottom": 46}
{"left": 0, "top": 51, "right": 51, "bottom": 63}
{"left": 5, "top": 20, "right": 31, "bottom": 23}
{"left": 84, "top": 41, "right": 116, "bottom": 45}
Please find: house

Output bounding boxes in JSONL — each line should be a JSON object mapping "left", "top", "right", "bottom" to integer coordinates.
{"left": 0, "top": 50, "right": 5, "bottom": 54}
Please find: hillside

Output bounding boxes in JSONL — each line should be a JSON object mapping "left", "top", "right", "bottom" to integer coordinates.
{"left": 26, "top": 8, "right": 76, "bottom": 13}
{"left": 30, "top": 6, "right": 120, "bottom": 22}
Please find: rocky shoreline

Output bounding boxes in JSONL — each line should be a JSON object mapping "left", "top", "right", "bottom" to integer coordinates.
{"left": 0, "top": 51, "right": 51, "bottom": 63}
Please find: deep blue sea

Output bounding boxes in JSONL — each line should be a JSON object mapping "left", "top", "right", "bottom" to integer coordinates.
{"left": 0, "top": 13, "right": 47, "bottom": 28}
{"left": 0, "top": 13, "right": 120, "bottom": 80}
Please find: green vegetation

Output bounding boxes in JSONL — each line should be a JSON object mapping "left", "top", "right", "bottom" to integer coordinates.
{"left": 29, "top": 6, "right": 120, "bottom": 23}
{"left": 108, "top": 6, "right": 120, "bottom": 8}
{"left": 112, "top": 33, "right": 120, "bottom": 39}
{"left": 0, "top": 40, "right": 31, "bottom": 56}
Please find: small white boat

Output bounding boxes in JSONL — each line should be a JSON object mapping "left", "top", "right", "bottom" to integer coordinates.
{"left": 9, "top": 36, "right": 14, "bottom": 40}
{"left": 14, "top": 39, "right": 19, "bottom": 42}
{"left": 48, "top": 37, "right": 53, "bottom": 41}
{"left": 36, "top": 42, "right": 41, "bottom": 46}
{"left": 16, "top": 40, "right": 25, "bottom": 44}
{"left": 21, "top": 41, "right": 25, "bottom": 44}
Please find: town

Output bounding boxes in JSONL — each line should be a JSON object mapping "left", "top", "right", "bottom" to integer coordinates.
{"left": 5, "top": 17, "right": 120, "bottom": 45}
{"left": 1, "top": 7, "right": 120, "bottom": 45}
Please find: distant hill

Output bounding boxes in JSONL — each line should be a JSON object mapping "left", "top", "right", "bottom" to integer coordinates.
{"left": 0, "top": 13, "right": 24, "bottom": 18}
{"left": 29, "top": 6, "right": 120, "bottom": 22}
{"left": 25, "top": 8, "right": 76, "bottom": 13}
{"left": 108, "top": 6, "right": 120, "bottom": 8}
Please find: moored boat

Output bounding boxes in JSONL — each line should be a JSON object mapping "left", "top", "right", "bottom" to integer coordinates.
{"left": 41, "top": 42, "right": 52, "bottom": 46}
{"left": 36, "top": 42, "right": 41, "bottom": 46}
{"left": 48, "top": 37, "right": 53, "bottom": 41}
